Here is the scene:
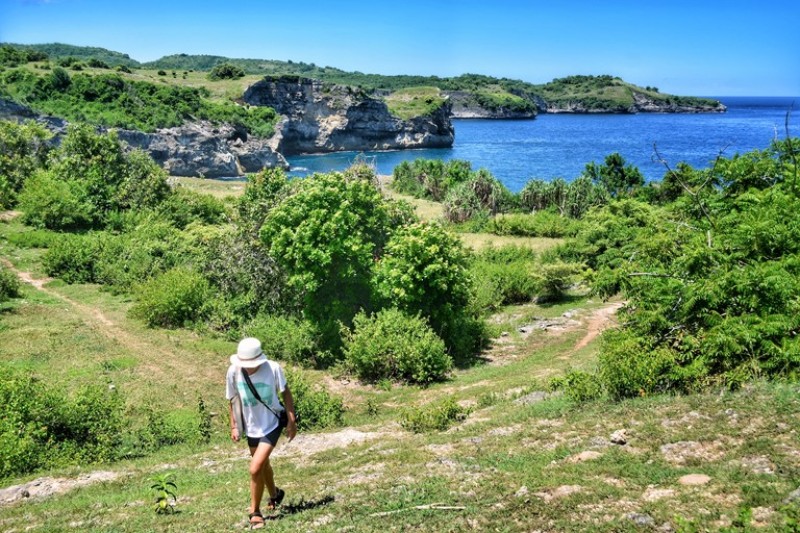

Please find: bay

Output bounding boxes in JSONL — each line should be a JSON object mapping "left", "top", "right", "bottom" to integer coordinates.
{"left": 286, "top": 96, "right": 799, "bottom": 192}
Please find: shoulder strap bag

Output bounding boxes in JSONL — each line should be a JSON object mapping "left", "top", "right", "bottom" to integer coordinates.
{"left": 240, "top": 368, "right": 289, "bottom": 429}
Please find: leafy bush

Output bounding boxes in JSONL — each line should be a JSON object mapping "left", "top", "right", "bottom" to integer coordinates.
{"left": 343, "top": 308, "right": 451, "bottom": 384}
{"left": 391, "top": 159, "right": 472, "bottom": 201}
{"left": 130, "top": 267, "right": 212, "bottom": 328}
{"left": 469, "top": 246, "right": 539, "bottom": 309}
{"left": 534, "top": 261, "right": 584, "bottom": 302}
{"left": 549, "top": 369, "right": 604, "bottom": 403}
{"left": 0, "top": 264, "right": 21, "bottom": 302}
{"left": 208, "top": 63, "right": 245, "bottom": 80}
{"left": 18, "top": 169, "right": 93, "bottom": 230}
{"left": 583, "top": 152, "right": 644, "bottom": 197}
{"left": 518, "top": 176, "right": 608, "bottom": 219}
{"left": 400, "top": 397, "right": 467, "bottom": 433}
{"left": 158, "top": 187, "right": 228, "bottom": 229}
{"left": 488, "top": 211, "right": 581, "bottom": 238}
{"left": 243, "top": 314, "right": 320, "bottom": 366}
{"left": 237, "top": 167, "right": 291, "bottom": 237}
{"left": 285, "top": 368, "right": 345, "bottom": 430}
{"left": 373, "top": 222, "right": 480, "bottom": 359}
{"left": 42, "top": 233, "right": 99, "bottom": 283}
{"left": 0, "top": 120, "right": 52, "bottom": 208}
{"left": 0, "top": 369, "right": 124, "bottom": 479}
{"left": 261, "top": 171, "right": 391, "bottom": 351}
{"left": 443, "top": 169, "right": 513, "bottom": 223}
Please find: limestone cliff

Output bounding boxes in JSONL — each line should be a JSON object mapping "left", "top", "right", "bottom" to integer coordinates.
{"left": 243, "top": 76, "right": 454, "bottom": 155}
{"left": 0, "top": 98, "right": 288, "bottom": 178}
{"left": 445, "top": 91, "right": 537, "bottom": 119}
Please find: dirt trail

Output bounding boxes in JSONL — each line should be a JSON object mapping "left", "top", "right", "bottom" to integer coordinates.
{"left": 0, "top": 258, "right": 223, "bottom": 385}
{"left": 571, "top": 301, "right": 625, "bottom": 352}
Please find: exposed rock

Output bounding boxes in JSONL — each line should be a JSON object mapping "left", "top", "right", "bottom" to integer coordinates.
{"left": 243, "top": 76, "right": 454, "bottom": 155}
{"left": 0, "top": 471, "right": 121, "bottom": 506}
{"left": 625, "top": 513, "right": 656, "bottom": 526}
{"left": 642, "top": 487, "right": 676, "bottom": 502}
{"left": 116, "top": 121, "right": 288, "bottom": 178}
{"left": 660, "top": 440, "right": 726, "bottom": 465}
{"left": 610, "top": 429, "right": 628, "bottom": 445}
{"left": 514, "top": 391, "right": 549, "bottom": 405}
{"left": 445, "top": 90, "right": 537, "bottom": 119}
{"left": 568, "top": 450, "right": 603, "bottom": 463}
{"left": 678, "top": 474, "right": 711, "bottom": 486}
{"left": 1, "top": 98, "right": 287, "bottom": 178}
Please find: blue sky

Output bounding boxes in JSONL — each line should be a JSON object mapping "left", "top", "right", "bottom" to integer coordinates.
{"left": 1, "top": 0, "right": 798, "bottom": 95}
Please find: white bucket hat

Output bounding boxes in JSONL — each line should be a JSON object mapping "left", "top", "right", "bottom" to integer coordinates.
{"left": 230, "top": 337, "right": 268, "bottom": 368}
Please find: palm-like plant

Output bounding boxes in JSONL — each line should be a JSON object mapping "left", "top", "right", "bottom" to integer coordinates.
{"left": 150, "top": 473, "right": 178, "bottom": 514}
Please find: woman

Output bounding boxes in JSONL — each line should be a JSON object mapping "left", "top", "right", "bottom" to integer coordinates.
{"left": 226, "top": 337, "right": 297, "bottom": 529}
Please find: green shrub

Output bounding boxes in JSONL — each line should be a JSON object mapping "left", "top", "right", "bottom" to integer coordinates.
{"left": 400, "top": 397, "right": 467, "bottom": 433}
{"left": 373, "top": 222, "right": 480, "bottom": 359}
{"left": 0, "top": 264, "right": 21, "bottom": 302}
{"left": 6, "top": 228, "right": 59, "bottom": 248}
{"left": 534, "top": 261, "right": 584, "bottom": 302}
{"left": 549, "top": 369, "right": 604, "bottom": 403}
{"left": 343, "top": 308, "right": 451, "bottom": 384}
{"left": 469, "top": 258, "right": 537, "bottom": 309}
{"left": 208, "top": 63, "right": 245, "bottom": 81}
{"left": 391, "top": 159, "right": 473, "bottom": 201}
{"left": 130, "top": 267, "right": 212, "bottom": 328}
{"left": 237, "top": 167, "right": 291, "bottom": 237}
{"left": 42, "top": 233, "right": 99, "bottom": 283}
{"left": 286, "top": 368, "right": 345, "bottom": 430}
{"left": 488, "top": 211, "right": 581, "bottom": 238}
{"left": 158, "top": 187, "right": 228, "bottom": 229}
{"left": 243, "top": 314, "right": 320, "bottom": 366}
{"left": 18, "top": 169, "right": 93, "bottom": 230}
{"left": 0, "top": 120, "right": 52, "bottom": 208}
{"left": 443, "top": 169, "right": 512, "bottom": 223}
{"left": 599, "top": 330, "right": 678, "bottom": 399}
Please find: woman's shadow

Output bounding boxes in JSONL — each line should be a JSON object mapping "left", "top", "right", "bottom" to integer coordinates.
{"left": 266, "top": 495, "right": 335, "bottom": 520}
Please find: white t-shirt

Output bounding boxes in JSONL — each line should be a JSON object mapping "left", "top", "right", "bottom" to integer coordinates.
{"left": 226, "top": 360, "right": 287, "bottom": 438}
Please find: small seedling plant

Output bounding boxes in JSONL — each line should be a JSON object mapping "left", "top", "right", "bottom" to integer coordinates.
{"left": 150, "top": 473, "right": 178, "bottom": 514}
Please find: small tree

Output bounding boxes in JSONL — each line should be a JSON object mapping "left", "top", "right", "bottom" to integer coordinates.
{"left": 583, "top": 153, "right": 644, "bottom": 197}
{"left": 208, "top": 63, "right": 245, "bottom": 81}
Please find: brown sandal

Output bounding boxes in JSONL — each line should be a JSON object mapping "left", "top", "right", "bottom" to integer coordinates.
{"left": 267, "top": 488, "right": 285, "bottom": 510}
{"left": 248, "top": 511, "right": 265, "bottom": 529}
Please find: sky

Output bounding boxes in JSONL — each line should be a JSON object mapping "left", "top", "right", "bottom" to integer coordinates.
{"left": 1, "top": 0, "right": 798, "bottom": 96}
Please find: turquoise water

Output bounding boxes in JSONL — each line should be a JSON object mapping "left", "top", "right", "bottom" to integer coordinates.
{"left": 286, "top": 97, "right": 799, "bottom": 192}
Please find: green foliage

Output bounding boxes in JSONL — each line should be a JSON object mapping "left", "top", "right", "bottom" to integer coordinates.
{"left": 400, "top": 397, "right": 467, "bottom": 433}
{"left": 207, "top": 62, "right": 245, "bottom": 80}
{"left": 488, "top": 211, "right": 581, "bottom": 238}
{"left": 285, "top": 368, "right": 345, "bottom": 430}
{"left": 534, "top": 261, "right": 583, "bottom": 302}
{"left": 243, "top": 314, "right": 320, "bottom": 366}
{"left": 443, "top": 169, "right": 514, "bottom": 223}
{"left": 18, "top": 169, "right": 93, "bottom": 230}
{"left": 384, "top": 86, "right": 447, "bottom": 119}
{"left": 237, "top": 167, "right": 291, "bottom": 237}
{"left": 42, "top": 233, "right": 99, "bottom": 283}
{"left": 391, "top": 159, "right": 472, "bottom": 201}
{"left": 150, "top": 473, "right": 178, "bottom": 514}
{"left": 0, "top": 120, "right": 52, "bottom": 208}
{"left": 261, "top": 172, "right": 391, "bottom": 351}
{"left": 343, "top": 308, "right": 452, "bottom": 384}
{"left": 469, "top": 245, "right": 539, "bottom": 310}
{"left": 0, "top": 264, "right": 21, "bottom": 302}
{"left": 0, "top": 44, "right": 48, "bottom": 67}
{"left": 157, "top": 187, "right": 228, "bottom": 229}
{"left": 130, "top": 267, "right": 213, "bottom": 328}
{"left": 18, "top": 125, "right": 169, "bottom": 229}
{"left": 373, "top": 222, "right": 479, "bottom": 359}
{"left": 1, "top": 69, "right": 277, "bottom": 136}
{"left": 0, "top": 368, "right": 125, "bottom": 479}
{"left": 549, "top": 369, "right": 604, "bottom": 403}
{"left": 583, "top": 153, "right": 644, "bottom": 197}
{"left": 519, "top": 176, "right": 609, "bottom": 219}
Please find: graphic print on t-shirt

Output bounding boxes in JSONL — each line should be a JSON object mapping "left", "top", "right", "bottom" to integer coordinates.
{"left": 237, "top": 380, "right": 274, "bottom": 408}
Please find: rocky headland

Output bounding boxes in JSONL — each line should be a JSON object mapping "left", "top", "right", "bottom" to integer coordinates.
{"left": 243, "top": 76, "right": 454, "bottom": 155}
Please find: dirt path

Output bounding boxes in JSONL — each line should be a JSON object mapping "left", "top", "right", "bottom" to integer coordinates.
{"left": 572, "top": 301, "right": 625, "bottom": 352}
{"left": 0, "top": 258, "right": 221, "bottom": 384}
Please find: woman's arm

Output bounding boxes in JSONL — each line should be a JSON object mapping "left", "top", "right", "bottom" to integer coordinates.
{"left": 281, "top": 386, "right": 297, "bottom": 441}
{"left": 228, "top": 399, "right": 240, "bottom": 442}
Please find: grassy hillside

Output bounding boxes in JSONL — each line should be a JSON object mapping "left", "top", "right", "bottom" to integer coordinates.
{"left": 3, "top": 43, "right": 721, "bottom": 114}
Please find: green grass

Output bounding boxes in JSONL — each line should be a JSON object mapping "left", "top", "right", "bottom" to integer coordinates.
{"left": 383, "top": 87, "right": 447, "bottom": 120}
{"left": 2, "top": 204, "right": 799, "bottom": 531}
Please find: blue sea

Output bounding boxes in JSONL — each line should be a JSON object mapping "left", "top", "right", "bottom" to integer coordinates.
{"left": 286, "top": 96, "right": 799, "bottom": 193}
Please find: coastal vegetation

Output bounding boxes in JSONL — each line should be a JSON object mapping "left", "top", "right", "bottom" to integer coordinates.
{"left": 1, "top": 42, "right": 797, "bottom": 532}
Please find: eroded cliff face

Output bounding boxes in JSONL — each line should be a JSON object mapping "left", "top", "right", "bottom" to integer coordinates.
{"left": 445, "top": 91, "right": 537, "bottom": 119}
{"left": 541, "top": 92, "right": 727, "bottom": 114}
{"left": 243, "top": 77, "right": 454, "bottom": 155}
{"left": 1, "top": 98, "right": 288, "bottom": 178}
{"left": 116, "top": 122, "right": 288, "bottom": 178}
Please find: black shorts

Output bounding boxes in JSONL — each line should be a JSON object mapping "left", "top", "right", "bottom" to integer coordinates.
{"left": 247, "top": 424, "right": 283, "bottom": 448}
